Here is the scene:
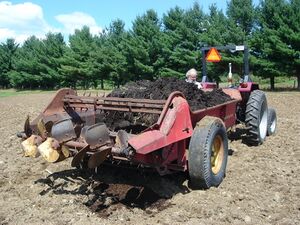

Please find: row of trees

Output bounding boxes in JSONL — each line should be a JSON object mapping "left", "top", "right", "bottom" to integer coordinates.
{"left": 0, "top": 0, "right": 299, "bottom": 90}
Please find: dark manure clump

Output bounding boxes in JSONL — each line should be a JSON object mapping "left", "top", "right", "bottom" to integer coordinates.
{"left": 102, "top": 77, "right": 232, "bottom": 132}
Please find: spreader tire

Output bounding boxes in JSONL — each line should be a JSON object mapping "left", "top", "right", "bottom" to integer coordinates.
{"left": 267, "top": 107, "right": 277, "bottom": 136}
{"left": 188, "top": 117, "right": 228, "bottom": 189}
{"left": 245, "top": 90, "right": 268, "bottom": 145}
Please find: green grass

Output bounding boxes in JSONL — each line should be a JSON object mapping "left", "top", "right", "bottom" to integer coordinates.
{"left": 258, "top": 79, "right": 296, "bottom": 89}
{"left": 0, "top": 88, "right": 112, "bottom": 98}
{"left": 0, "top": 89, "right": 55, "bottom": 97}
{"left": 219, "top": 74, "right": 297, "bottom": 89}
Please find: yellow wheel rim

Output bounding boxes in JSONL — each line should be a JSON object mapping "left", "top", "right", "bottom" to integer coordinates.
{"left": 211, "top": 135, "right": 224, "bottom": 174}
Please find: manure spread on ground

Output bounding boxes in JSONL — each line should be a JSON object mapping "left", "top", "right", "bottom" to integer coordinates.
{"left": 36, "top": 167, "right": 174, "bottom": 219}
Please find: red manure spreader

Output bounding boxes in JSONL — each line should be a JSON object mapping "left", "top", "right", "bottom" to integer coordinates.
{"left": 17, "top": 78, "right": 276, "bottom": 189}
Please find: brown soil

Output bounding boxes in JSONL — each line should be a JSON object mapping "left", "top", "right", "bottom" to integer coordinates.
{"left": 0, "top": 91, "right": 299, "bottom": 225}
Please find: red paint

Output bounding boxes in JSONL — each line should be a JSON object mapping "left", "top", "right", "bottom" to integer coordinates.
{"left": 238, "top": 82, "right": 257, "bottom": 92}
{"left": 201, "top": 82, "right": 217, "bottom": 89}
{"left": 129, "top": 95, "right": 193, "bottom": 155}
{"left": 128, "top": 92, "right": 240, "bottom": 173}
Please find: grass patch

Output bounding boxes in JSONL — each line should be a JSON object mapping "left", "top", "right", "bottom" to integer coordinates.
{"left": 0, "top": 88, "right": 112, "bottom": 98}
{"left": 0, "top": 89, "right": 56, "bottom": 98}
{"left": 219, "top": 75, "right": 298, "bottom": 90}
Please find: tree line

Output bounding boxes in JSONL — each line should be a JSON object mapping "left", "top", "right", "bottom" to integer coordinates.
{"left": 0, "top": 0, "right": 299, "bottom": 90}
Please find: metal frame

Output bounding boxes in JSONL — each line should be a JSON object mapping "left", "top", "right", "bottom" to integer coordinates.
{"left": 19, "top": 88, "right": 241, "bottom": 174}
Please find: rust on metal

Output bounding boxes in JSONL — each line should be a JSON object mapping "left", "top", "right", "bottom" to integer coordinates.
{"left": 63, "top": 95, "right": 166, "bottom": 114}
{"left": 71, "top": 144, "right": 89, "bottom": 167}
{"left": 24, "top": 115, "right": 32, "bottom": 137}
{"left": 65, "top": 140, "right": 87, "bottom": 149}
{"left": 37, "top": 119, "right": 47, "bottom": 139}
{"left": 87, "top": 147, "right": 111, "bottom": 168}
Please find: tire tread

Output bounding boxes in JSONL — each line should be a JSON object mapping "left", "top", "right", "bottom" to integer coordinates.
{"left": 245, "top": 90, "right": 267, "bottom": 145}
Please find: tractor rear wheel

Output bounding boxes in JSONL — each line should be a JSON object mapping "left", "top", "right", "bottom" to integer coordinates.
{"left": 188, "top": 117, "right": 228, "bottom": 189}
{"left": 245, "top": 90, "right": 268, "bottom": 145}
{"left": 267, "top": 107, "right": 277, "bottom": 136}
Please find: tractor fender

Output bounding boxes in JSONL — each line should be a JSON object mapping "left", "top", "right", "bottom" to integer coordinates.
{"left": 238, "top": 82, "right": 259, "bottom": 93}
{"left": 128, "top": 95, "right": 193, "bottom": 154}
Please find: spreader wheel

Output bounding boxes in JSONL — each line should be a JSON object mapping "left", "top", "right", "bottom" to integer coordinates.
{"left": 188, "top": 117, "right": 228, "bottom": 189}
{"left": 245, "top": 90, "right": 268, "bottom": 145}
{"left": 267, "top": 107, "right": 277, "bottom": 136}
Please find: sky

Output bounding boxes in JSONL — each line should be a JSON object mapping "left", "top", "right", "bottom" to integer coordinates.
{"left": 0, "top": 0, "right": 259, "bottom": 44}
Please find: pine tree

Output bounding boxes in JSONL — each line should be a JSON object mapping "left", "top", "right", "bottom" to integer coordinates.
{"left": 124, "top": 10, "right": 162, "bottom": 81}
{"left": 282, "top": 0, "right": 300, "bottom": 89}
{"left": 0, "top": 39, "right": 19, "bottom": 88}
{"left": 9, "top": 36, "right": 45, "bottom": 88}
{"left": 8, "top": 34, "right": 65, "bottom": 89}
{"left": 40, "top": 33, "right": 66, "bottom": 88}
{"left": 251, "top": 0, "right": 291, "bottom": 89}
{"left": 91, "top": 19, "right": 128, "bottom": 88}
{"left": 227, "top": 0, "right": 255, "bottom": 36}
{"left": 59, "top": 26, "right": 94, "bottom": 88}
{"left": 160, "top": 4, "right": 205, "bottom": 78}
{"left": 222, "top": 0, "right": 256, "bottom": 83}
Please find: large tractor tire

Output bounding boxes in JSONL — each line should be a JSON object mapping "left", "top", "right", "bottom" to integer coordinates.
{"left": 245, "top": 90, "right": 268, "bottom": 145}
{"left": 267, "top": 107, "right": 277, "bottom": 136}
{"left": 188, "top": 116, "right": 228, "bottom": 189}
